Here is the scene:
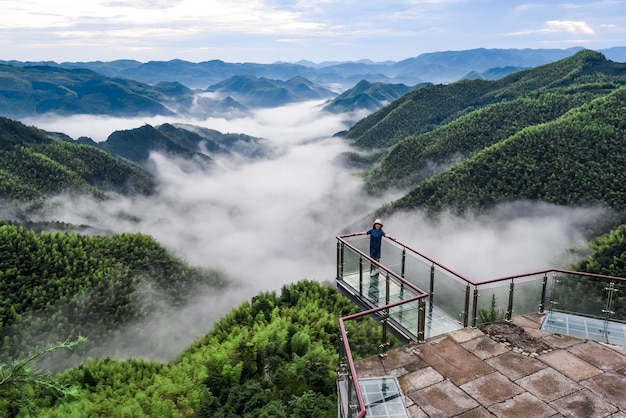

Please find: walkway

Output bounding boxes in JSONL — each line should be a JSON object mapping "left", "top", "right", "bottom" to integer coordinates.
{"left": 354, "top": 313, "right": 626, "bottom": 417}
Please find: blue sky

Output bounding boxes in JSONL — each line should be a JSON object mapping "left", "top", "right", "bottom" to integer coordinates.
{"left": 1, "top": 0, "right": 624, "bottom": 63}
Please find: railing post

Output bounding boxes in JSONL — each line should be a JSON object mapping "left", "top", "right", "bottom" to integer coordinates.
{"left": 506, "top": 280, "right": 515, "bottom": 321}
{"left": 549, "top": 273, "right": 560, "bottom": 311}
{"left": 337, "top": 241, "right": 343, "bottom": 281}
{"left": 401, "top": 247, "right": 406, "bottom": 278}
{"left": 430, "top": 263, "right": 435, "bottom": 308}
{"left": 462, "top": 284, "right": 470, "bottom": 327}
{"left": 379, "top": 309, "right": 390, "bottom": 358}
{"left": 602, "top": 281, "right": 617, "bottom": 341}
{"left": 471, "top": 286, "right": 479, "bottom": 328}
{"left": 358, "top": 256, "right": 364, "bottom": 296}
{"left": 539, "top": 273, "right": 548, "bottom": 313}
{"left": 418, "top": 298, "right": 426, "bottom": 343}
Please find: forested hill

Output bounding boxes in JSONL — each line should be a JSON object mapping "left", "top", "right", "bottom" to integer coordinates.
{"left": 389, "top": 85, "right": 626, "bottom": 214}
{"left": 342, "top": 50, "right": 626, "bottom": 216}
{"left": 0, "top": 223, "right": 231, "bottom": 363}
{"left": 345, "top": 49, "right": 626, "bottom": 150}
{"left": 0, "top": 117, "right": 156, "bottom": 202}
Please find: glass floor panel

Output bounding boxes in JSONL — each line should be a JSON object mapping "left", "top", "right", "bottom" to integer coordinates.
{"left": 359, "top": 377, "right": 408, "bottom": 418}
{"left": 541, "top": 311, "right": 626, "bottom": 346}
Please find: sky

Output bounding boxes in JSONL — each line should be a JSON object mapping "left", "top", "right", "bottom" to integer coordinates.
{"left": 1, "top": 0, "right": 624, "bottom": 64}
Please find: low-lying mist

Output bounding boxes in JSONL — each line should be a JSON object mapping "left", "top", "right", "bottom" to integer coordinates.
{"left": 25, "top": 101, "right": 604, "bottom": 362}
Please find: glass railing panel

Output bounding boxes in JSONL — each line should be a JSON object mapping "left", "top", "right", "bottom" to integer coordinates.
{"left": 475, "top": 281, "right": 511, "bottom": 327}
{"left": 402, "top": 253, "right": 433, "bottom": 294}
{"left": 380, "top": 240, "right": 404, "bottom": 277}
{"left": 511, "top": 274, "right": 546, "bottom": 317}
{"left": 388, "top": 299, "right": 421, "bottom": 339}
{"left": 431, "top": 268, "right": 468, "bottom": 323}
{"left": 551, "top": 273, "right": 607, "bottom": 319}
{"left": 341, "top": 245, "right": 362, "bottom": 278}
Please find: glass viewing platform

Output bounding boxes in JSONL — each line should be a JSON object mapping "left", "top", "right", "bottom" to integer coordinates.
{"left": 335, "top": 232, "right": 626, "bottom": 418}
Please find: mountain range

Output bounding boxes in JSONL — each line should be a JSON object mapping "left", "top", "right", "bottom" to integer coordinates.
{"left": 2, "top": 47, "right": 626, "bottom": 120}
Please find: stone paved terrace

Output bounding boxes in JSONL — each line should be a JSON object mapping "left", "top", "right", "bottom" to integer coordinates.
{"left": 354, "top": 313, "right": 626, "bottom": 417}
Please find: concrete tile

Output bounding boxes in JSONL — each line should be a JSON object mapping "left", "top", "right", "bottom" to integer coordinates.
{"left": 461, "top": 335, "right": 509, "bottom": 360}
{"left": 488, "top": 392, "right": 557, "bottom": 418}
{"left": 539, "top": 349, "right": 603, "bottom": 381}
{"left": 567, "top": 340, "right": 626, "bottom": 372}
{"left": 448, "top": 327, "right": 485, "bottom": 343}
{"left": 382, "top": 343, "right": 423, "bottom": 372}
{"left": 398, "top": 366, "right": 444, "bottom": 394}
{"left": 456, "top": 406, "right": 496, "bottom": 417}
{"left": 485, "top": 350, "right": 547, "bottom": 380}
{"left": 511, "top": 313, "right": 544, "bottom": 329}
{"left": 460, "top": 371, "right": 524, "bottom": 407}
{"left": 354, "top": 354, "right": 386, "bottom": 378}
{"left": 418, "top": 335, "right": 494, "bottom": 386}
{"left": 581, "top": 371, "right": 626, "bottom": 410}
{"left": 406, "top": 404, "right": 429, "bottom": 418}
{"left": 516, "top": 368, "right": 580, "bottom": 402}
{"left": 549, "top": 388, "right": 618, "bottom": 417}
{"left": 541, "top": 333, "right": 585, "bottom": 349}
{"left": 408, "top": 379, "right": 479, "bottom": 418}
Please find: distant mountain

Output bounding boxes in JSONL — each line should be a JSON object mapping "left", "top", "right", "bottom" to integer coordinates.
{"left": 461, "top": 66, "right": 526, "bottom": 80}
{"left": 0, "top": 116, "right": 156, "bottom": 202}
{"left": 0, "top": 64, "right": 191, "bottom": 119}
{"left": 322, "top": 80, "right": 428, "bottom": 113}
{"left": 6, "top": 47, "right": 624, "bottom": 90}
{"left": 206, "top": 75, "right": 335, "bottom": 107}
{"left": 97, "top": 123, "right": 269, "bottom": 165}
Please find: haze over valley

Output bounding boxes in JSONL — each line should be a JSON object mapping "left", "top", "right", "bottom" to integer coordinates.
{"left": 7, "top": 93, "right": 608, "bottom": 362}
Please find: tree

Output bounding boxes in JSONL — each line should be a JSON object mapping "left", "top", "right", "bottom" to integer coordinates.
{"left": 0, "top": 337, "right": 86, "bottom": 417}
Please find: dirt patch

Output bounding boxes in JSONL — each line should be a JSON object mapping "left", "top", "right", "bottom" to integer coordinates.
{"left": 481, "top": 321, "right": 552, "bottom": 354}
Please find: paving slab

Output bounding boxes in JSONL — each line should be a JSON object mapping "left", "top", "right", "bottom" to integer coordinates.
{"left": 515, "top": 368, "right": 580, "bottom": 402}
{"left": 540, "top": 333, "right": 585, "bottom": 349}
{"left": 580, "top": 371, "right": 626, "bottom": 410}
{"left": 418, "top": 335, "right": 494, "bottom": 386}
{"left": 460, "top": 371, "right": 524, "bottom": 407}
{"left": 549, "top": 388, "right": 618, "bottom": 417}
{"left": 397, "top": 366, "right": 444, "bottom": 394}
{"left": 456, "top": 406, "right": 496, "bottom": 417}
{"left": 485, "top": 350, "right": 547, "bottom": 380}
{"left": 407, "top": 379, "right": 479, "bottom": 418}
{"left": 448, "top": 327, "right": 484, "bottom": 343}
{"left": 354, "top": 354, "right": 386, "bottom": 378}
{"left": 461, "top": 335, "right": 509, "bottom": 360}
{"left": 382, "top": 343, "right": 426, "bottom": 372}
{"left": 539, "top": 349, "right": 603, "bottom": 381}
{"left": 511, "top": 314, "right": 544, "bottom": 329}
{"left": 566, "top": 340, "right": 626, "bottom": 372}
{"left": 487, "top": 392, "right": 556, "bottom": 418}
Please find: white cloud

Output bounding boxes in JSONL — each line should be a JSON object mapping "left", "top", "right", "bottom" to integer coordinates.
{"left": 545, "top": 20, "right": 595, "bottom": 34}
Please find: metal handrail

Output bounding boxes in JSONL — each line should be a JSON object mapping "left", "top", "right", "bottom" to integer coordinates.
{"left": 338, "top": 294, "right": 429, "bottom": 418}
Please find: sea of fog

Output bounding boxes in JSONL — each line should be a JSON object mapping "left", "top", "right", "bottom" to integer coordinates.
{"left": 22, "top": 101, "right": 605, "bottom": 361}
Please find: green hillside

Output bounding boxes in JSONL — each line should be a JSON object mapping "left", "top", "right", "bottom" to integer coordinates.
{"left": 97, "top": 122, "right": 269, "bottom": 165}
{"left": 387, "top": 84, "right": 626, "bottom": 214}
{"left": 0, "top": 223, "right": 230, "bottom": 363}
{"left": 346, "top": 50, "right": 626, "bottom": 150}
{"left": 0, "top": 117, "right": 156, "bottom": 202}
{"left": 1, "top": 279, "right": 390, "bottom": 417}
